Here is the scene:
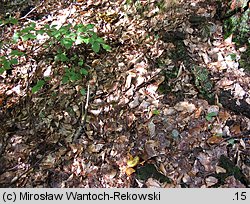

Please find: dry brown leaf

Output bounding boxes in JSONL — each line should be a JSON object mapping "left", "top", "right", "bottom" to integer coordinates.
{"left": 127, "top": 112, "right": 136, "bottom": 127}
{"left": 41, "top": 154, "right": 56, "bottom": 168}
{"left": 218, "top": 111, "right": 230, "bottom": 122}
{"left": 146, "top": 178, "right": 161, "bottom": 188}
{"left": 205, "top": 176, "right": 218, "bottom": 187}
{"left": 207, "top": 135, "right": 223, "bottom": 145}
{"left": 215, "top": 166, "right": 227, "bottom": 174}
{"left": 148, "top": 121, "right": 156, "bottom": 138}
{"left": 125, "top": 167, "right": 135, "bottom": 176}
{"left": 174, "top": 101, "right": 196, "bottom": 113}
{"left": 194, "top": 107, "right": 202, "bottom": 118}
{"left": 234, "top": 83, "right": 246, "bottom": 99}
{"left": 145, "top": 140, "right": 159, "bottom": 159}
{"left": 197, "top": 152, "right": 213, "bottom": 171}
{"left": 88, "top": 144, "right": 104, "bottom": 153}
{"left": 231, "top": 125, "right": 241, "bottom": 135}
{"left": 129, "top": 95, "right": 140, "bottom": 108}
{"left": 159, "top": 163, "right": 167, "bottom": 176}
{"left": 222, "top": 176, "right": 246, "bottom": 188}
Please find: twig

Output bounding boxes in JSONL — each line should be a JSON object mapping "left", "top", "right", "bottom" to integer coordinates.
{"left": 73, "top": 84, "right": 90, "bottom": 142}
{"left": 19, "top": 0, "right": 45, "bottom": 20}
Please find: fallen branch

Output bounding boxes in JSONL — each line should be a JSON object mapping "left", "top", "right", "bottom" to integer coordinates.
{"left": 72, "top": 84, "right": 90, "bottom": 142}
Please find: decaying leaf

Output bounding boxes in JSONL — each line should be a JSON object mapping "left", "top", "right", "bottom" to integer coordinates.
{"left": 127, "top": 155, "right": 140, "bottom": 168}
{"left": 88, "top": 144, "right": 104, "bottom": 153}
{"left": 148, "top": 120, "right": 156, "bottom": 138}
{"left": 207, "top": 135, "right": 223, "bottom": 145}
{"left": 205, "top": 176, "right": 218, "bottom": 187}
{"left": 125, "top": 167, "right": 136, "bottom": 176}
{"left": 144, "top": 140, "right": 159, "bottom": 159}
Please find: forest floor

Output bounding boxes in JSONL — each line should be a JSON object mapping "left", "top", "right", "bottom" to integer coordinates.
{"left": 0, "top": 0, "right": 249, "bottom": 187}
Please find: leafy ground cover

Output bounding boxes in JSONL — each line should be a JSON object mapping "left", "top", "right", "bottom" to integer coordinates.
{"left": 0, "top": 0, "right": 249, "bottom": 187}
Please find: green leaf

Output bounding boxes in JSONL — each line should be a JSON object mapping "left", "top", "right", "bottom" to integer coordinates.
{"left": 62, "top": 76, "right": 69, "bottom": 84}
{"left": 70, "top": 55, "right": 77, "bottom": 61}
{"left": 10, "top": 50, "right": 25, "bottom": 57}
{"left": 76, "top": 24, "right": 87, "bottom": 33}
{"left": 80, "top": 88, "right": 86, "bottom": 95}
{"left": 50, "top": 30, "right": 62, "bottom": 39}
{"left": 55, "top": 53, "right": 69, "bottom": 62}
{"left": 10, "top": 58, "right": 18, "bottom": 65}
{"left": 82, "top": 37, "right": 90, "bottom": 44}
{"left": 96, "top": 37, "right": 104, "bottom": 43}
{"left": 2, "top": 60, "right": 11, "bottom": 69}
{"left": 80, "top": 68, "right": 88, "bottom": 76}
{"left": 44, "top": 77, "right": 51, "bottom": 82}
{"left": 152, "top": 109, "right": 160, "bottom": 115}
{"left": 9, "top": 17, "right": 18, "bottom": 25}
{"left": 36, "top": 29, "right": 46, "bottom": 35}
{"left": 227, "top": 138, "right": 235, "bottom": 145}
{"left": 21, "top": 33, "right": 36, "bottom": 41}
{"left": 12, "top": 32, "right": 19, "bottom": 42}
{"left": 32, "top": 80, "right": 45, "bottom": 93}
{"left": 50, "top": 24, "right": 58, "bottom": 29}
{"left": 0, "top": 68, "right": 5, "bottom": 74}
{"left": 92, "top": 42, "right": 100, "bottom": 53}
{"left": 60, "top": 38, "right": 74, "bottom": 49}
{"left": 102, "top": 43, "right": 111, "bottom": 51}
{"left": 75, "top": 36, "right": 89, "bottom": 45}
{"left": 86, "top": 24, "right": 95, "bottom": 30}
{"left": 69, "top": 71, "right": 81, "bottom": 81}
{"left": 78, "top": 60, "right": 84, "bottom": 66}
{"left": 44, "top": 24, "right": 50, "bottom": 29}
{"left": 206, "top": 112, "right": 217, "bottom": 121}
{"left": 89, "top": 33, "right": 98, "bottom": 41}
{"left": 65, "top": 32, "right": 76, "bottom": 40}
{"left": 228, "top": 53, "right": 237, "bottom": 61}
{"left": 59, "top": 24, "right": 71, "bottom": 34}
{"left": 20, "top": 24, "right": 36, "bottom": 33}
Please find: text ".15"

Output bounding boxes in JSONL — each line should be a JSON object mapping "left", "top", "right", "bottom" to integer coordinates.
{"left": 234, "top": 192, "right": 247, "bottom": 201}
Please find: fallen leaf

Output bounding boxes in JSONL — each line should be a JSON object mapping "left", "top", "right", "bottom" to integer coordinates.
{"left": 129, "top": 96, "right": 140, "bottom": 108}
{"left": 194, "top": 107, "right": 202, "bottom": 118}
{"left": 148, "top": 120, "right": 156, "bottom": 138}
{"left": 207, "top": 135, "right": 223, "bottom": 145}
{"left": 234, "top": 83, "right": 245, "bottom": 98}
{"left": 215, "top": 166, "right": 227, "bottom": 174}
{"left": 146, "top": 178, "right": 161, "bottom": 187}
{"left": 88, "top": 144, "right": 104, "bottom": 153}
{"left": 231, "top": 125, "right": 241, "bottom": 135}
{"left": 218, "top": 111, "right": 230, "bottom": 122}
{"left": 174, "top": 101, "right": 196, "bottom": 113}
{"left": 125, "top": 167, "right": 135, "bottom": 176}
{"left": 127, "top": 155, "right": 140, "bottom": 168}
{"left": 205, "top": 176, "right": 218, "bottom": 187}
{"left": 144, "top": 140, "right": 159, "bottom": 159}
{"left": 127, "top": 112, "right": 136, "bottom": 127}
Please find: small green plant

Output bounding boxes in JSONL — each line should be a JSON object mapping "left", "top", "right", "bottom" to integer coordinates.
{"left": 0, "top": 16, "right": 24, "bottom": 74}
{"left": 152, "top": 109, "right": 160, "bottom": 115}
{"left": 206, "top": 112, "right": 217, "bottom": 121}
{"left": 0, "top": 16, "right": 18, "bottom": 27}
{"left": 223, "top": 8, "right": 249, "bottom": 44}
{"left": 31, "top": 79, "right": 46, "bottom": 93}
{"left": 0, "top": 19, "right": 111, "bottom": 94}
{"left": 192, "top": 66, "right": 214, "bottom": 102}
